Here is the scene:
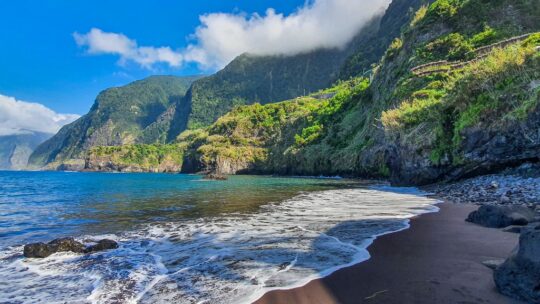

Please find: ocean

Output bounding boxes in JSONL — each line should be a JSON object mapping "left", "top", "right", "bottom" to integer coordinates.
{"left": 0, "top": 171, "right": 439, "bottom": 303}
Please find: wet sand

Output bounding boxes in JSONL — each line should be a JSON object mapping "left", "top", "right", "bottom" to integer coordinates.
{"left": 255, "top": 203, "right": 523, "bottom": 304}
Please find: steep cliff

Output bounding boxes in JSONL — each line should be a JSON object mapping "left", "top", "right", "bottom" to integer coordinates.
{"left": 180, "top": 0, "right": 540, "bottom": 185}
{"left": 28, "top": 76, "right": 200, "bottom": 168}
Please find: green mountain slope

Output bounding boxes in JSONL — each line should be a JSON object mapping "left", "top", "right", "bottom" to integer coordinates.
{"left": 176, "top": 0, "right": 540, "bottom": 184}
{"left": 28, "top": 75, "right": 200, "bottom": 168}
{"left": 183, "top": 0, "right": 430, "bottom": 131}
{"left": 0, "top": 132, "right": 52, "bottom": 170}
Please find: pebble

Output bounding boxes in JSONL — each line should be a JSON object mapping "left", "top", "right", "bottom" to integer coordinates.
{"left": 424, "top": 164, "right": 540, "bottom": 206}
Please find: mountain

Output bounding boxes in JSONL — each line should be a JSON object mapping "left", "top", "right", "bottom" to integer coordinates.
{"left": 0, "top": 132, "right": 52, "bottom": 170}
{"left": 175, "top": 0, "right": 540, "bottom": 185}
{"left": 83, "top": 0, "right": 432, "bottom": 173}
{"left": 28, "top": 75, "right": 201, "bottom": 168}
{"left": 183, "top": 0, "right": 430, "bottom": 130}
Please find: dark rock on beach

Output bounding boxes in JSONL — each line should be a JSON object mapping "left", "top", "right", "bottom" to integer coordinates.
{"left": 466, "top": 205, "right": 535, "bottom": 228}
{"left": 24, "top": 237, "right": 118, "bottom": 258}
{"left": 84, "top": 239, "right": 118, "bottom": 253}
{"left": 494, "top": 223, "right": 540, "bottom": 303}
{"left": 426, "top": 168, "right": 540, "bottom": 205}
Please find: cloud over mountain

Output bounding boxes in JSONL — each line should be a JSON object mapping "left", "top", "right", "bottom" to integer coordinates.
{"left": 75, "top": 0, "right": 389, "bottom": 69}
{"left": 0, "top": 94, "right": 80, "bottom": 136}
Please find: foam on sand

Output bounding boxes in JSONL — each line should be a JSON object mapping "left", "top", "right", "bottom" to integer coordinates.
{"left": 0, "top": 187, "right": 439, "bottom": 303}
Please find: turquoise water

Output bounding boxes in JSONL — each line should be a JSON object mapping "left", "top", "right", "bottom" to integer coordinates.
{"left": 0, "top": 171, "right": 438, "bottom": 303}
{"left": 0, "top": 171, "right": 360, "bottom": 247}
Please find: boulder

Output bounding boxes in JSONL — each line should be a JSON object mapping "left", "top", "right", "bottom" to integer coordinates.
{"left": 48, "top": 237, "right": 85, "bottom": 253}
{"left": 23, "top": 242, "right": 56, "bottom": 258}
{"left": 466, "top": 205, "right": 535, "bottom": 228}
{"left": 203, "top": 173, "right": 228, "bottom": 181}
{"left": 494, "top": 223, "right": 540, "bottom": 303}
{"left": 84, "top": 239, "right": 118, "bottom": 253}
{"left": 24, "top": 237, "right": 117, "bottom": 258}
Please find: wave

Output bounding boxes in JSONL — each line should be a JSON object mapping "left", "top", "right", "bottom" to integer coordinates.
{"left": 0, "top": 187, "right": 439, "bottom": 304}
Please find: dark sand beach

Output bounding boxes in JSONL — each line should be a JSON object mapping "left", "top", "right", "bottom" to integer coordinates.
{"left": 255, "top": 203, "right": 524, "bottom": 304}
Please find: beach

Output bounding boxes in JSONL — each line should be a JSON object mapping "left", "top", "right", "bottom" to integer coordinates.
{"left": 255, "top": 203, "right": 523, "bottom": 304}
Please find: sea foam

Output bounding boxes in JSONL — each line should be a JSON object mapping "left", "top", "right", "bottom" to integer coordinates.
{"left": 0, "top": 187, "right": 439, "bottom": 304}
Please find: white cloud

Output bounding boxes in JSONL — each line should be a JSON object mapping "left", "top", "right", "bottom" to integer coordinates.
{"left": 74, "top": 0, "right": 390, "bottom": 69}
{"left": 73, "top": 28, "right": 183, "bottom": 68}
{"left": 0, "top": 94, "right": 80, "bottom": 136}
{"left": 185, "top": 0, "right": 390, "bottom": 69}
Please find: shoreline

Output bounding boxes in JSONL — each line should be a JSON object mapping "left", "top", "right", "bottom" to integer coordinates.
{"left": 243, "top": 195, "right": 441, "bottom": 304}
{"left": 254, "top": 203, "right": 523, "bottom": 304}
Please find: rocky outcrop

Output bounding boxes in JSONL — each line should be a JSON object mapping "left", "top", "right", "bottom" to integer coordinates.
{"left": 24, "top": 237, "right": 85, "bottom": 258}
{"left": 494, "top": 223, "right": 540, "bottom": 303}
{"left": 84, "top": 239, "right": 119, "bottom": 253}
{"left": 466, "top": 205, "right": 535, "bottom": 228}
{"left": 388, "top": 107, "right": 540, "bottom": 185}
{"left": 203, "top": 173, "right": 228, "bottom": 180}
{"left": 85, "top": 155, "right": 182, "bottom": 173}
{"left": 23, "top": 237, "right": 118, "bottom": 258}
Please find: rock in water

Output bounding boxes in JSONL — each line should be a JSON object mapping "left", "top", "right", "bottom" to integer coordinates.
{"left": 84, "top": 239, "right": 118, "bottom": 253}
{"left": 23, "top": 242, "right": 56, "bottom": 258}
{"left": 24, "top": 237, "right": 116, "bottom": 258}
{"left": 48, "top": 237, "right": 85, "bottom": 253}
{"left": 203, "top": 173, "right": 228, "bottom": 180}
{"left": 466, "top": 205, "right": 534, "bottom": 228}
{"left": 494, "top": 223, "right": 540, "bottom": 303}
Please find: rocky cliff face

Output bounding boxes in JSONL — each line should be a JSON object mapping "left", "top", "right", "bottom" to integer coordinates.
{"left": 85, "top": 155, "right": 182, "bottom": 173}
{"left": 28, "top": 76, "right": 200, "bottom": 168}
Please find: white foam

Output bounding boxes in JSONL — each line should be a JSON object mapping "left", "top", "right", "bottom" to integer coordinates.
{"left": 0, "top": 187, "right": 439, "bottom": 304}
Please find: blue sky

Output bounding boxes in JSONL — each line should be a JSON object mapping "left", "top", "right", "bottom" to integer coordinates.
{"left": 0, "top": 0, "right": 307, "bottom": 114}
{"left": 0, "top": 0, "right": 389, "bottom": 137}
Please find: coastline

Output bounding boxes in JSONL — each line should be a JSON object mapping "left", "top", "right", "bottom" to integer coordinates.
{"left": 254, "top": 203, "right": 523, "bottom": 304}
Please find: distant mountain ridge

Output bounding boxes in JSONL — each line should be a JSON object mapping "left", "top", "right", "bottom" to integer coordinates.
{"left": 0, "top": 132, "right": 52, "bottom": 170}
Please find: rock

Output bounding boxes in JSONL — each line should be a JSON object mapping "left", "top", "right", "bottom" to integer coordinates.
{"left": 466, "top": 205, "right": 535, "bottom": 228}
{"left": 23, "top": 242, "right": 56, "bottom": 258}
{"left": 203, "top": 173, "right": 228, "bottom": 181}
{"left": 482, "top": 259, "right": 505, "bottom": 270}
{"left": 24, "top": 237, "right": 117, "bottom": 258}
{"left": 502, "top": 225, "right": 523, "bottom": 233}
{"left": 48, "top": 237, "right": 85, "bottom": 253}
{"left": 84, "top": 239, "right": 118, "bottom": 253}
{"left": 494, "top": 223, "right": 540, "bottom": 303}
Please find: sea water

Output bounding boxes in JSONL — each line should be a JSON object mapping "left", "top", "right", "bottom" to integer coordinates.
{"left": 0, "top": 171, "right": 439, "bottom": 303}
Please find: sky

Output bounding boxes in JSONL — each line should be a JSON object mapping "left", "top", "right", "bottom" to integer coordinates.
{"left": 0, "top": 0, "right": 389, "bottom": 136}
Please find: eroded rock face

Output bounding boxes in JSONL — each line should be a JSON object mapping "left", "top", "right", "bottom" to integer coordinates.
{"left": 466, "top": 205, "right": 535, "bottom": 228}
{"left": 495, "top": 223, "right": 540, "bottom": 303}
{"left": 388, "top": 106, "right": 540, "bottom": 186}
